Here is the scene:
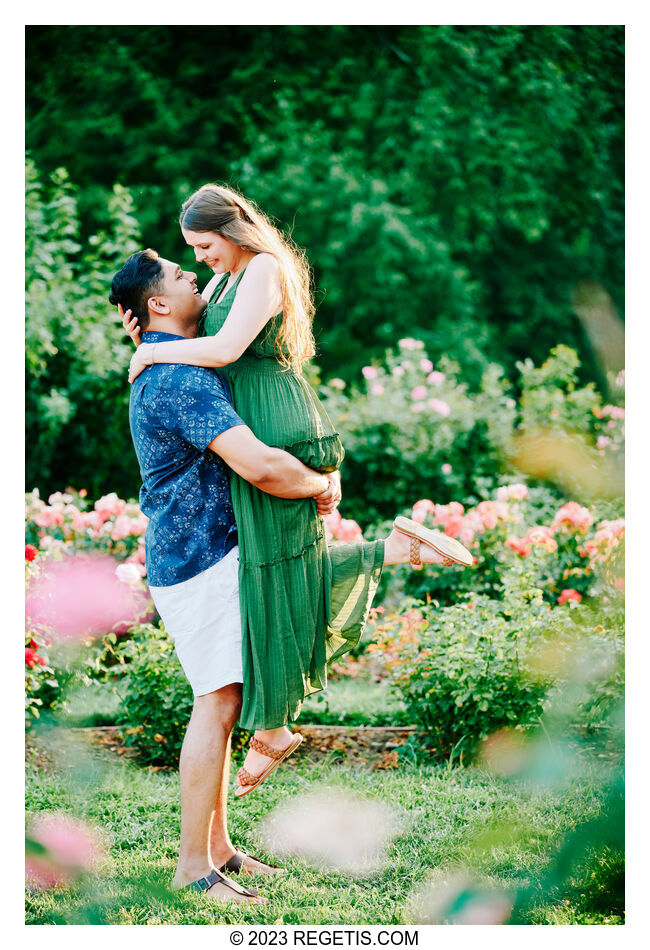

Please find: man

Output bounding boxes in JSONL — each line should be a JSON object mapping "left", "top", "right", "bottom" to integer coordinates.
{"left": 109, "top": 249, "right": 338, "bottom": 905}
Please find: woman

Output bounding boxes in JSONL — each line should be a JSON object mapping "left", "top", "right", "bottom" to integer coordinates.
{"left": 123, "top": 184, "right": 471, "bottom": 795}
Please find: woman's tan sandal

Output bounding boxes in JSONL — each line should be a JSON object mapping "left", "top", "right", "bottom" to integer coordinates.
{"left": 394, "top": 515, "right": 474, "bottom": 567}
{"left": 236, "top": 733, "right": 304, "bottom": 798}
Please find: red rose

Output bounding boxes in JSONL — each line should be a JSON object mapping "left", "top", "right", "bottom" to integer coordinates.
{"left": 558, "top": 588, "right": 582, "bottom": 605}
{"left": 25, "top": 545, "right": 38, "bottom": 562}
{"left": 25, "top": 648, "right": 46, "bottom": 668}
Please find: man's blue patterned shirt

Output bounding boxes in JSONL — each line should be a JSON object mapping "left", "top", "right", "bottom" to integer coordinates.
{"left": 129, "top": 331, "right": 243, "bottom": 587}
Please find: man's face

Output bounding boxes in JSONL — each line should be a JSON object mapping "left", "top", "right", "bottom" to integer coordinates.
{"left": 154, "top": 258, "right": 207, "bottom": 327}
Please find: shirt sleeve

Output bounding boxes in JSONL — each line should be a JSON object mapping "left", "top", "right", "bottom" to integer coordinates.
{"left": 146, "top": 366, "right": 246, "bottom": 452}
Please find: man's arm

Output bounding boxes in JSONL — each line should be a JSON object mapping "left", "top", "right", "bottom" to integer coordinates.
{"left": 208, "top": 424, "right": 329, "bottom": 499}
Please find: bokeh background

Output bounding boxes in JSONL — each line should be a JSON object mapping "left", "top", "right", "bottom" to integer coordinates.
{"left": 26, "top": 24, "right": 623, "bottom": 500}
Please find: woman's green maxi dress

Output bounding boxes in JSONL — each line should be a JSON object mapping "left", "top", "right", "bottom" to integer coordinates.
{"left": 200, "top": 269, "right": 384, "bottom": 730}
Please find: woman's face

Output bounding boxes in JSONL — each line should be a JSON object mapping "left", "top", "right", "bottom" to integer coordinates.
{"left": 181, "top": 228, "right": 237, "bottom": 273}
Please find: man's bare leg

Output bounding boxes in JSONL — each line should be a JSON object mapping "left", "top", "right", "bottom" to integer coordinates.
{"left": 172, "top": 683, "right": 264, "bottom": 902}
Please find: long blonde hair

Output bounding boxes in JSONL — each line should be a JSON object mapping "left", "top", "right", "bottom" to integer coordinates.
{"left": 180, "top": 184, "right": 315, "bottom": 369}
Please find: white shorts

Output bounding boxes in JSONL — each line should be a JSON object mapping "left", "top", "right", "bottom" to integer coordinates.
{"left": 148, "top": 545, "right": 243, "bottom": 697}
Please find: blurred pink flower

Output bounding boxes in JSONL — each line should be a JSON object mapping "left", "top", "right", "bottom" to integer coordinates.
{"left": 411, "top": 499, "right": 435, "bottom": 523}
{"left": 411, "top": 402, "right": 426, "bottom": 413}
{"left": 476, "top": 501, "right": 498, "bottom": 530}
{"left": 26, "top": 814, "right": 103, "bottom": 890}
{"left": 552, "top": 501, "right": 593, "bottom": 533}
{"left": 426, "top": 371, "right": 445, "bottom": 386}
{"left": 420, "top": 359, "right": 434, "bottom": 372}
{"left": 496, "top": 483, "right": 529, "bottom": 501}
{"left": 371, "top": 383, "right": 385, "bottom": 396}
{"left": 411, "top": 385, "right": 427, "bottom": 400}
{"left": 25, "top": 553, "right": 150, "bottom": 641}
{"left": 392, "top": 366, "right": 405, "bottom": 377}
{"left": 505, "top": 536, "right": 531, "bottom": 557}
{"left": 558, "top": 588, "right": 582, "bottom": 605}
{"left": 602, "top": 404, "right": 625, "bottom": 420}
{"left": 328, "top": 377, "right": 346, "bottom": 390}
{"left": 362, "top": 366, "right": 378, "bottom": 380}
{"left": 459, "top": 526, "right": 476, "bottom": 546}
{"left": 597, "top": 435, "right": 611, "bottom": 449}
{"left": 427, "top": 398, "right": 451, "bottom": 416}
{"left": 525, "top": 525, "right": 558, "bottom": 552}
{"left": 399, "top": 338, "right": 423, "bottom": 350}
{"left": 34, "top": 508, "right": 65, "bottom": 529}
{"left": 48, "top": 492, "right": 73, "bottom": 505}
{"left": 433, "top": 502, "right": 464, "bottom": 526}
{"left": 111, "top": 515, "right": 134, "bottom": 541}
{"left": 94, "top": 492, "right": 126, "bottom": 521}
{"left": 115, "top": 562, "right": 143, "bottom": 585}
{"left": 323, "top": 511, "right": 364, "bottom": 545}
{"left": 441, "top": 463, "right": 453, "bottom": 476}
{"left": 444, "top": 515, "right": 464, "bottom": 538}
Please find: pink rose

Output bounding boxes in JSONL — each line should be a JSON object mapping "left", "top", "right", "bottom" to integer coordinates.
{"left": 411, "top": 499, "right": 435, "bottom": 523}
{"left": 411, "top": 385, "right": 427, "bottom": 400}
{"left": 427, "top": 371, "right": 445, "bottom": 386}
{"left": 362, "top": 366, "right": 378, "bottom": 380}
{"left": 392, "top": 366, "right": 405, "bottom": 377}
{"left": 552, "top": 501, "right": 593, "bottom": 533}
{"left": 444, "top": 514, "right": 464, "bottom": 538}
{"left": 525, "top": 525, "right": 558, "bottom": 552}
{"left": 505, "top": 536, "right": 531, "bottom": 557}
{"left": 398, "top": 338, "right": 423, "bottom": 350}
{"left": 26, "top": 814, "right": 104, "bottom": 891}
{"left": 371, "top": 383, "right": 385, "bottom": 396}
{"left": 441, "top": 463, "right": 452, "bottom": 475}
{"left": 94, "top": 492, "right": 126, "bottom": 521}
{"left": 459, "top": 526, "right": 476, "bottom": 546}
{"left": 427, "top": 398, "right": 451, "bottom": 416}
{"left": 497, "top": 483, "right": 529, "bottom": 502}
{"left": 476, "top": 501, "right": 498, "bottom": 530}
{"left": 602, "top": 404, "right": 625, "bottom": 420}
{"left": 420, "top": 359, "right": 434, "bottom": 372}
{"left": 328, "top": 378, "right": 346, "bottom": 390}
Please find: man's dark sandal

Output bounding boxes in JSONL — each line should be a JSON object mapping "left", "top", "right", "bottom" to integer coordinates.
{"left": 186, "top": 866, "right": 259, "bottom": 897}
{"left": 219, "top": 849, "right": 283, "bottom": 875}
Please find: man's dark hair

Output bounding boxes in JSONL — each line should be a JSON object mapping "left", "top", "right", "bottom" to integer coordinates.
{"left": 109, "top": 249, "right": 164, "bottom": 331}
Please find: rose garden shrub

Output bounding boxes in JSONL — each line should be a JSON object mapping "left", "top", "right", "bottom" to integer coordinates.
{"left": 115, "top": 625, "right": 248, "bottom": 767}
{"left": 399, "top": 484, "right": 624, "bottom": 609}
{"left": 367, "top": 557, "right": 624, "bottom": 762}
{"left": 320, "top": 341, "right": 624, "bottom": 527}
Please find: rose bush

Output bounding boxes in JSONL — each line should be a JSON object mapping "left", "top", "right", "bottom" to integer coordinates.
{"left": 25, "top": 488, "right": 148, "bottom": 577}
{"left": 24, "top": 491, "right": 153, "bottom": 726}
{"left": 365, "top": 564, "right": 624, "bottom": 761}
{"left": 321, "top": 342, "right": 624, "bottom": 527}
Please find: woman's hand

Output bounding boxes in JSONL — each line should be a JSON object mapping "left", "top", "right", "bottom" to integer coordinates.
{"left": 119, "top": 303, "right": 141, "bottom": 348}
{"left": 315, "top": 470, "right": 342, "bottom": 516}
{"left": 128, "top": 344, "right": 155, "bottom": 384}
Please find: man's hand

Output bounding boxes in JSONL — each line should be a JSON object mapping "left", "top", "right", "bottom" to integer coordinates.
{"left": 315, "top": 470, "right": 342, "bottom": 517}
{"left": 119, "top": 303, "right": 141, "bottom": 347}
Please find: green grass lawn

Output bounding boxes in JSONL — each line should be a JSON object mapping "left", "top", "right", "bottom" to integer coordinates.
{"left": 25, "top": 736, "right": 623, "bottom": 926}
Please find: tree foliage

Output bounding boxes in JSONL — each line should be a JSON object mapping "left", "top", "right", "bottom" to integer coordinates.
{"left": 26, "top": 25, "right": 623, "bottom": 385}
{"left": 26, "top": 158, "right": 141, "bottom": 496}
